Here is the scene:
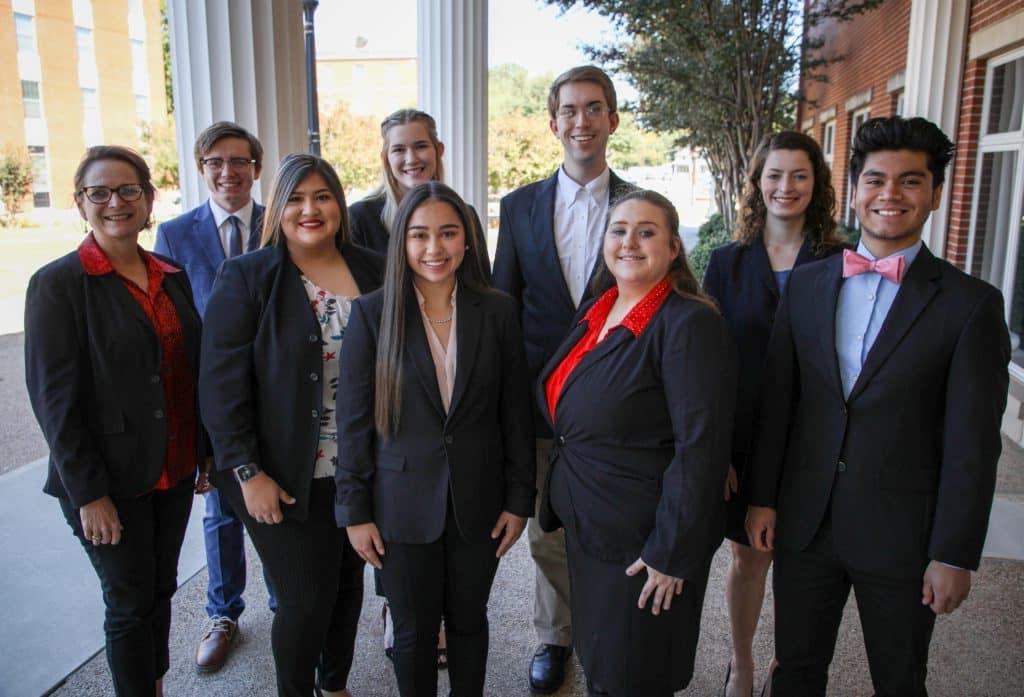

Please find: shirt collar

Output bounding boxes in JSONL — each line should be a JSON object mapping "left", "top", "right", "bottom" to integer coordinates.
{"left": 556, "top": 166, "right": 611, "bottom": 208}
{"left": 79, "top": 231, "right": 180, "bottom": 276}
{"left": 209, "top": 198, "right": 254, "bottom": 230}
{"left": 856, "top": 238, "right": 923, "bottom": 267}
{"left": 582, "top": 277, "right": 672, "bottom": 338}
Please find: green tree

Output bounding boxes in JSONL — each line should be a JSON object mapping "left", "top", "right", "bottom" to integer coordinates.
{"left": 139, "top": 117, "right": 179, "bottom": 189}
{"left": 321, "top": 101, "right": 382, "bottom": 193}
{"left": 545, "top": 0, "right": 883, "bottom": 229}
{"left": 160, "top": 0, "right": 173, "bottom": 114}
{"left": 0, "top": 144, "right": 33, "bottom": 224}
{"left": 688, "top": 212, "right": 731, "bottom": 282}
{"left": 488, "top": 109, "right": 563, "bottom": 193}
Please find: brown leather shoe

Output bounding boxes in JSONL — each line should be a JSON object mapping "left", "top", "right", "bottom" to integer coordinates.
{"left": 196, "top": 616, "right": 239, "bottom": 673}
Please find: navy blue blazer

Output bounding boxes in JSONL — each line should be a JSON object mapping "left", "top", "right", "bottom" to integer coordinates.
{"left": 155, "top": 201, "right": 264, "bottom": 317}
{"left": 492, "top": 169, "right": 634, "bottom": 436}
{"left": 334, "top": 284, "right": 535, "bottom": 545}
{"left": 348, "top": 194, "right": 492, "bottom": 278}
{"left": 537, "top": 292, "right": 736, "bottom": 579}
{"left": 703, "top": 238, "right": 843, "bottom": 458}
{"left": 25, "top": 248, "right": 204, "bottom": 507}
{"left": 198, "top": 243, "right": 384, "bottom": 521}
{"left": 748, "top": 246, "right": 1010, "bottom": 576}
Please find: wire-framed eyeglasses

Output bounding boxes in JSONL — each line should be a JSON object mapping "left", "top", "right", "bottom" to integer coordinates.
{"left": 201, "top": 157, "right": 258, "bottom": 172}
{"left": 77, "top": 184, "right": 145, "bottom": 204}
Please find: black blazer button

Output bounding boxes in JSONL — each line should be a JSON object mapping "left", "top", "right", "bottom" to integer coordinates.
{"left": 837, "top": 460, "right": 847, "bottom": 473}
{"left": 558, "top": 436, "right": 566, "bottom": 445}
{"left": 310, "top": 372, "right": 319, "bottom": 381}
{"left": 312, "top": 409, "right": 319, "bottom": 419}
{"left": 444, "top": 435, "right": 454, "bottom": 444}
{"left": 153, "top": 410, "right": 164, "bottom": 419}
{"left": 150, "top": 375, "right": 160, "bottom": 384}
{"left": 309, "top": 334, "right": 318, "bottom": 343}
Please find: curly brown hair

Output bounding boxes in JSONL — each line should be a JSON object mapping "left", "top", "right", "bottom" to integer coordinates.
{"left": 735, "top": 131, "right": 841, "bottom": 253}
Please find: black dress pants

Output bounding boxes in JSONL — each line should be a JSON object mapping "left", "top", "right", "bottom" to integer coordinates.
{"left": 379, "top": 505, "right": 500, "bottom": 697}
{"left": 772, "top": 514, "right": 937, "bottom": 697}
{"left": 59, "top": 476, "right": 194, "bottom": 697}
{"left": 240, "top": 477, "right": 365, "bottom": 697}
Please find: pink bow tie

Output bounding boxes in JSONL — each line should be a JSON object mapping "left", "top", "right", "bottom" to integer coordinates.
{"left": 842, "top": 249, "right": 906, "bottom": 284}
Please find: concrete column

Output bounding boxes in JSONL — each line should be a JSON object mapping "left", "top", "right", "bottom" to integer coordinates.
{"left": 417, "top": 0, "right": 488, "bottom": 225}
{"left": 166, "top": 0, "right": 308, "bottom": 209}
{"left": 903, "top": 0, "right": 969, "bottom": 253}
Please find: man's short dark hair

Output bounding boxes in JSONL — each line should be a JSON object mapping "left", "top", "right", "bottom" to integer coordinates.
{"left": 547, "top": 65, "right": 618, "bottom": 119}
{"left": 849, "top": 116, "right": 954, "bottom": 189}
{"left": 193, "top": 121, "right": 263, "bottom": 170}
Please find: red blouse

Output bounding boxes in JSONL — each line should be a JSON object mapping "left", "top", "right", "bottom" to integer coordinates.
{"left": 546, "top": 278, "right": 672, "bottom": 420}
{"left": 78, "top": 233, "right": 197, "bottom": 490}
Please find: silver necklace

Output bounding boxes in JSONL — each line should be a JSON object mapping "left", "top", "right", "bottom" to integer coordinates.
{"left": 427, "top": 314, "right": 453, "bottom": 325}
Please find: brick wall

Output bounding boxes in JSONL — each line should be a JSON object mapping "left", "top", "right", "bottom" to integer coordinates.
{"left": 971, "top": 0, "right": 1024, "bottom": 32}
{"left": 798, "top": 1, "right": 911, "bottom": 221}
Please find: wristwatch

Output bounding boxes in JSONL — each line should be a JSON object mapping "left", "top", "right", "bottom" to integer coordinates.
{"left": 233, "top": 463, "right": 262, "bottom": 483}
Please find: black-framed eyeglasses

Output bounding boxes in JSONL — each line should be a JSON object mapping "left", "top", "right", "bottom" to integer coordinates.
{"left": 77, "top": 184, "right": 145, "bottom": 204}
{"left": 556, "top": 104, "right": 613, "bottom": 121}
{"left": 201, "top": 157, "right": 258, "bottom": 171}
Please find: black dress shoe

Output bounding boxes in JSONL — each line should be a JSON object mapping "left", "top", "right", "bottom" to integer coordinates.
{"left": 586, "top": 678, "right": 610, "bottom": 696}
{"left": 529, "top": 643, "right": 572, "bottom": 694}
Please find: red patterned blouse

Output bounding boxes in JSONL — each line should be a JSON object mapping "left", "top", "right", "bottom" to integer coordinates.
{"left": 78, "top": 233, "right": 197, "bottom": 490}
{"left": 545, "top": 277, "right": 672, "bottom": 420}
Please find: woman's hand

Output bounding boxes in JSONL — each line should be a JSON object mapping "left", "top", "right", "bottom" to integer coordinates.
{"left": 724, "top": 464, "right": 738, "bottom": 501}
{"left": 239, "top": 473, "right": 295, "bottom": 524}
{"left": 347, "top": 522, "right": 385, "bottom": 569}
{"left": 491, "top": 511, "right": 527, "bottom": 558}
{"left": 80, "top": 495, "right": 123, "bottom": 546}
{"left": 626, "top": 557, "right": 685, "bottom": 616}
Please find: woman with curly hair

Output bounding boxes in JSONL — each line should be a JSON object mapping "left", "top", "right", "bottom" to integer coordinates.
{"left": 703, "top": 131, "right": 846, "bottom": 697}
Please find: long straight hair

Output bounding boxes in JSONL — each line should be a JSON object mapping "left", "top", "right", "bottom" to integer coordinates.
{"left": 260, "top": 153, "right": 351, "bottom": 249}
{"left": 368, "top": 109, "right": 446, "bottom": 236}
{"left": 375, "top": 182, "right": 489, "bottom": 439}
{"left": 590, "top": 189, "right": 716, "bottom": 309}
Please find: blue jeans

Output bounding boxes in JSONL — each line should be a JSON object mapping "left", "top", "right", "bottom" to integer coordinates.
{"left": 203, "top": 488, "right": 277, "bottom": 618}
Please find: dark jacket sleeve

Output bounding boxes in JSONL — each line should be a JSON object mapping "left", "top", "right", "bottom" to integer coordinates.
{"left": 931, "top": 287, "right": 1009, "bottom": 569}
{"left": 641, "top": 305, "right": 737, "bottom": 579}
{"left": 24, "top": 266, "right": 109, "bottom": 507}
{"left": 496, "top": 294, "right": 536, "bottom": 516}
{"left": 198, "top": 260, "right": 262, "bottom": 473}
{"left": 702, "top": 246, "right": 725, "bottom": 305}
{"left": 491, "top": 196, "right": 522, "bottom": 304}
{"left": 334, "top": 297, "right": 379, "bottom": 527}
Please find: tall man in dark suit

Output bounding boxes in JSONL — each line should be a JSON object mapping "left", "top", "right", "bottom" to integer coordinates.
{"left": 746, "top": 116, "right": 1010, "bottom": 696}
{"left": 492, "top": 65, "right": 633, "bottom": 694}
{"left": 154, "top": 121, "right": 271, "bottom": 673}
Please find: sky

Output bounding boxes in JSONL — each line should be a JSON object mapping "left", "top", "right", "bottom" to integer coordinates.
{"left": 313, "top": 0, "right": 634, "bottom": 99}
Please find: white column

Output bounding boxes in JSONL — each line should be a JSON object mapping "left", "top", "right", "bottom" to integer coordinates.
{"left": 417, "top": 0, "right": 488, "bottom": 224}
{"left": 903, "top": 0, "right": 969, "bottom": 253}
{"left": 167, "top": 0, "right": 308, "bottom": 210}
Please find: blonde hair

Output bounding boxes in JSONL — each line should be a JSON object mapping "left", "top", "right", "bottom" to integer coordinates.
{"left": 370, "top": 109, "right": 446, "bottom": 235}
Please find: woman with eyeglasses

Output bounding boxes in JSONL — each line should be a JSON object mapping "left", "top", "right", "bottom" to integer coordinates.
{"left": 199, "top": 153, "right": 384, "bottom": 697}
{"left": 25, "top": 146, "right": 205, "bottom": 697}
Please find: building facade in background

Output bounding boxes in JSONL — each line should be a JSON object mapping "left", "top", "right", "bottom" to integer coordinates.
{"left": 0, "top": 0, "right": 166, "bottom": 209}
{"left": 799, "top": 0, "right": 1024, "bottom": 440}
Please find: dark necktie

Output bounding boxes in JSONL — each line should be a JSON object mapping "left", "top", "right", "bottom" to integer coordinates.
{"left": 228, "top": 215, "right": 243, "bottom": 258}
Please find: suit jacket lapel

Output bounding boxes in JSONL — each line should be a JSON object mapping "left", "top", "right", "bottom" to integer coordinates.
{"left": 196, "top": 202, "right": 226, "bottom": 270}
{"left": 536, "top": 320, "right": 588, "bottom": 429}
{"left": 847, "top": 247, "right": 941, "bottom": 403}
{"left": 447, "top": 285, "right": 481, "bottom": 421}
{"left": 533, "top": 171, "right": 576, "bottom": 310}
{"left": 247, "top": 203, "right": 264, "bottom": 251}
{"left": 751, "top": 240, "right": 779, "bottom": 301}
{"left": 814, "top": 256, "right": 845, "bottom": 399}
{"left": 403, "top": 290, "right": 446, "bottom": 419}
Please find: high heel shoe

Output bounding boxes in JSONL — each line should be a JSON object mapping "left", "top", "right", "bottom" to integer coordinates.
{"left": 724, "top": 661, "right": 754, "bottom": 697}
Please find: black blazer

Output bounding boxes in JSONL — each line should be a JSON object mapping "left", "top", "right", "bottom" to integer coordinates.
{"left": 333, "top": 284, "right": 535, "bottom": 545}
{"left": 748, "top": 246, "right": 1010, "bottom": 576}
{"left": 348, "top": 194, "right": 492, "bottom": 278}
{"left": 703, "top": 238, "right": 843, "bottom": 457}
{"left": 25, "top": 248, "right": 204, "bottom": 507}
{"left": 537, "top": 293, "right": 736, "bottom": 579}
{"left": 492, "top": 169, "right": 634, "bottom": 436}
{"left": 199, "top": 243, "right": 384, "bottom": 521}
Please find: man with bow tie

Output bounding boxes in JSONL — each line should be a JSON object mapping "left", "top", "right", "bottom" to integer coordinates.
{"left": 745, "top": 116, "right": 1010, "bottom": 697}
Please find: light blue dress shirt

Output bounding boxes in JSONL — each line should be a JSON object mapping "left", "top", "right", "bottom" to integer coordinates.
{"left": 835, "top": 240, "right": 923, "bottom": 399}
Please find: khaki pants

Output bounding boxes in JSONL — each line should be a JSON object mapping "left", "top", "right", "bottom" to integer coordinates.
{"left": 527, "top": 438, "right": 572, "bottom": 646}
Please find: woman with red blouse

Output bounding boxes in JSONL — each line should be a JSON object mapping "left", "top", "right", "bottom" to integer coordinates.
{"left": 25, "top": 146, "right": 204, "bottom": 697}
{"left": 538, "top": 190, "right": 737, "bottom": 697}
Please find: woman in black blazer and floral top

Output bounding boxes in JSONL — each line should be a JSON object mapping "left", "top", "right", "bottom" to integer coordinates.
{"left": 335, "top": 182, "right": 533, "bottom": 697}
{"left": 200, "top": 154, "right": 383, "bottom": 697}
{"left": 702, "top": 131, "right": 845, "bottom": 697}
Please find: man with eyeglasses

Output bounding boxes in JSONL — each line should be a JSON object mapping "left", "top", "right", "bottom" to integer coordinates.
{"left": 492, "top": 65, "right": 634, "bottom": 695}
{"left": 154, "top": 120, "right": 273, "bottom": 674}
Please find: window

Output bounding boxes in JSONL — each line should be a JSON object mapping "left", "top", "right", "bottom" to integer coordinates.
{"left": 82, "top": 88, "right": 102, "bottom": 145}
{"left": 72, "top": 0, "right": 94, "bottom": 28}
{"left": 845, "top": 108, "right": 871, "bottom": 228}
{"left": 128, "top": 0, "right": 146, "bottom": 39}
{"left": 15, "top": 13, "right": 35, "bottom": 53}
{"left": 21, "top": 80, "right": 41, "bottom": 118}
{"left": 822, "top": 121, "right": 836, "bottom": 165}
{"left": 28, "top": 145, "right": 50, "bottom": 208}
{"left": 967, "top": 49, "right": 1024, "bottom": 370}
{"left": 131, "top": 39, "right": 148, "bottom": 95}
{"left": 77, "top": 27, "right": 98, "bottom": 87}
{"left": 895, "top": 91, "right": 906, "bottom": 117}
{"left": 135, "top": 94, "right": 149, "bottom": 122}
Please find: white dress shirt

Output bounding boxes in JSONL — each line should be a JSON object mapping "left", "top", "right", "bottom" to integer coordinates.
{"left": 553, "top": 166, "right": 611, "bottom": 307}
{"left": 208, "top": 198, "right": 255, "bottom": 257}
